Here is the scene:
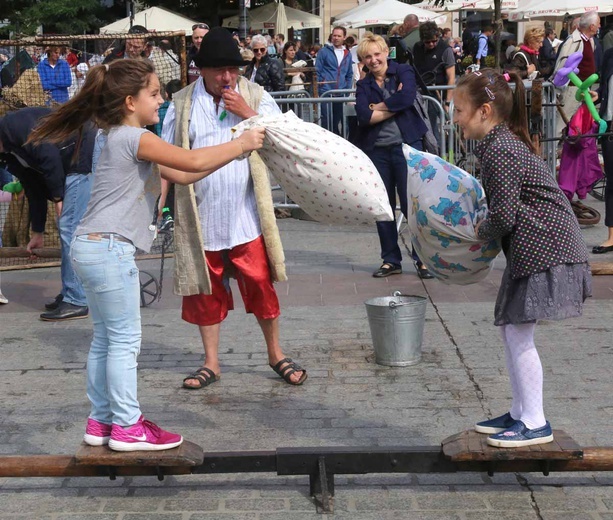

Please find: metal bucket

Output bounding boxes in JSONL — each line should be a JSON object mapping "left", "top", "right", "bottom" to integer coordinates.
{"left": 365, "top": 291, "right": 427, "bottom": 367}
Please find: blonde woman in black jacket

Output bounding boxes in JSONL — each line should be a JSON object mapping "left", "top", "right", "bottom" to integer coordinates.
{"left": 508, "top": 27, "right": 552, "bottom": 80}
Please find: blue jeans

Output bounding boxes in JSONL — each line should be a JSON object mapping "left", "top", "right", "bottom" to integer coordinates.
{"left": 71, "top": 234, "right": 142, "bottom": 426}
{"left": 59, "top": 173, "right": 92, "bottom": 306}
{"left": 367, "top": 141, "right": 423, "bottom": 268}
{"left": 320, "top": 98, "right": 345, "bottom": 136}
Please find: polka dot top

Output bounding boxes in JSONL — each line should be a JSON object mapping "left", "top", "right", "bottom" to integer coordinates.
{"left": 474, "top": 123, "right": 588, "bottom": 280}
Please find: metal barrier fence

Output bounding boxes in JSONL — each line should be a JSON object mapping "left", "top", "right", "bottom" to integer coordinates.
{"left": 0, "top": 32, "right": 187, "bottom": 270}
{"left": 447, "top": 81, "right": 559, "bottom": 180}
{"left": 268, "top": 82, "right": 560, "bottom": 212}
{"left": 1, "top": 78, "right": 561, "bottom": 270}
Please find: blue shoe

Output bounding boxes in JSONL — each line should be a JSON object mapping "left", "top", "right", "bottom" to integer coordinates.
{"left": 475, "top": 412, "right": 517, "bottom": 434}
{"left": 487, "top": 420, "right": 553, "bottom": 448}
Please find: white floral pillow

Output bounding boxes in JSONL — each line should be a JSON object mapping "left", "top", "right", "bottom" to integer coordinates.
{"left": 233, "top": 111, "right": 394, "bottom": 226}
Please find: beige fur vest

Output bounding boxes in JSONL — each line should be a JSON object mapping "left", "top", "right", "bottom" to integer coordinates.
{"left": 171, "top": 77, "right": 286, "bottom": 296}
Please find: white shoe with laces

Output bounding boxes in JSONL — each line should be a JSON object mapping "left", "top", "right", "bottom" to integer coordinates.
{"left": 0, "top": 291, "right": 8, "bottom": 304}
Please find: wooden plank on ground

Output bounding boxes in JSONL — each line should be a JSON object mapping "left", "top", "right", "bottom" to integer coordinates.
{"left": 591, "top": 262, "right": 613, "bottom": 276}
{"left": 75, "top": 440, "right": 204, "bottom": 467}
{"left": 441, "top": 430, "right": 583, "bottom": 462}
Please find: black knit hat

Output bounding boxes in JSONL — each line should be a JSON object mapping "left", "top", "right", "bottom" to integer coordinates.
{"left": 194, "top": 27, "right": 249, "bottom": 68}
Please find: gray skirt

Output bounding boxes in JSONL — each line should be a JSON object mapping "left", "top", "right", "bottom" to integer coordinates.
{"left": 494, "top": 262, "right": 592, "bottom": 326}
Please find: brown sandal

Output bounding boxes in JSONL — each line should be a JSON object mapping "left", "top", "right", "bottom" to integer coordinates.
{"left": 270, "top": 358, "right": 308, "bottom": 386}
{"left": 182, "top": 367, "right": 220, "bottom": 390}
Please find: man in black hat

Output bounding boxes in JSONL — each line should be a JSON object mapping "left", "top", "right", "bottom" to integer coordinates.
{"left": 161, "top": 27, "right": 307, "bottom": 391}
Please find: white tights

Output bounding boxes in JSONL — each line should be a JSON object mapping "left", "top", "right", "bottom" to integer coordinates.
{"left": 500, "top": 323, "right": 546, "bottom": 430}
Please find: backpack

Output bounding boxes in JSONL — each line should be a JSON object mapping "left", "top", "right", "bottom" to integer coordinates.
{"left": 405, "top": 66, "right": 440, "bottom": 155}
{"left": 468, "top": 34, "right": 487, "bottom": 58}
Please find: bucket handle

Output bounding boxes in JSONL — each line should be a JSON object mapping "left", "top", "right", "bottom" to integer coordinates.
{"left": 389, "top": 290, "right": 411, "bottom": 308}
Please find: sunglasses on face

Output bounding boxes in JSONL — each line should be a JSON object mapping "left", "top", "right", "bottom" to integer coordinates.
{"left": 424, "top": 39, "right": 438, "bottom": 45}
{"left": 253, "top": 48, "right": 266, "bottom": 53}
{"left": 192, "top": 23, "right": 210, "bottom": 30}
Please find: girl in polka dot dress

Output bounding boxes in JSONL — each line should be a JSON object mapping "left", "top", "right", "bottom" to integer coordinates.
{"left": 453, "top": 69, "right": 591, "bottom": 448}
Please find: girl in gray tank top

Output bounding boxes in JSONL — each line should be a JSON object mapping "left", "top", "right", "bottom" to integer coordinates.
{"left": 29, "top": 58, "right": 265, "bottom": 452}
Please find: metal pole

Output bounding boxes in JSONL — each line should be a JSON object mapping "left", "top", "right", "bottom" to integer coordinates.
{"left": 128, "top": 0, "right": 135, "bottom": 29}
{"left": 239, "top": 0, "right": 248, "bottom": 40}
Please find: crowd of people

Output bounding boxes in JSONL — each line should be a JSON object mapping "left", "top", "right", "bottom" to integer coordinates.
{"left": 0, "top": 14, "right": 610, "bottom": 451}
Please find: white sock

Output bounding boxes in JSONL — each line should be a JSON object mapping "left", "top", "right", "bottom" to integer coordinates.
{"left": 503, "top": 322, "right": 546, "bottom": 430}
{"left": 500, "top": 326, "right": 521, "bottom": 420}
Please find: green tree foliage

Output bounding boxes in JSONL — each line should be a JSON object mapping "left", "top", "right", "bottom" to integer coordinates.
{"left": 3, "top": 0, "right": 104, "bottom": 36}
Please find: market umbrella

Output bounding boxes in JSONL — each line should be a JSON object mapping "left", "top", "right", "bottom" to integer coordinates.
{"left": 508, "top": 0, "right": 613, "bottom": 20}
{"left": 100, "top": 6, "right": 199, "bottom": 34}
{"left": 333, "top": 0, "right": 446, "bottom": 28}
{"left": 412, "top": 0, "right": 519, "bottom": 11}
{"left": 222, "top": 2, "right": 322, "bottom": 34}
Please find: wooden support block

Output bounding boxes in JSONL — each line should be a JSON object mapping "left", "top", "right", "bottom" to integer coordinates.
{"left": 441, "top": 430, "right": 583, "bottom": 462}
{"left": 590, "top": 262, "right": 613, "bottom": 276}
{"left": 75, "top": 440, "right": 204, "bottom": 467}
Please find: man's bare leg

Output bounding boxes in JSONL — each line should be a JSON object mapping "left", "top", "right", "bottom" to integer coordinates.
{"left": 183, "top": 323, "right": 221, "bottom": 387}
{"left": 258, "top": 316, "right": 305, "bottom": 384}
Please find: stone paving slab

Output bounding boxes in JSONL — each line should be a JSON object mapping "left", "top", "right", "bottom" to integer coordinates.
{"left": 1, "top": 196, "right": 612, "bottom": 518}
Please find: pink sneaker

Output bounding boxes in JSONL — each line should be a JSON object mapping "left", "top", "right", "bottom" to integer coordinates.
{"left": 108, "top": 416, "right": 183, "bottom": 452}
{"left": 83, "top": 418, "right": 112, "bottom": 446}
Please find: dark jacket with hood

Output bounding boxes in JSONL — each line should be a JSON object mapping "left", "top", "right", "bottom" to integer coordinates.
{"left": 0, "top": 107, "right": 95, "bottom": 232}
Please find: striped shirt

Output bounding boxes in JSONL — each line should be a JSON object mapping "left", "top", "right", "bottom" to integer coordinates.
{"left": 161, "top": 78, "right": 280, "bottom": 251}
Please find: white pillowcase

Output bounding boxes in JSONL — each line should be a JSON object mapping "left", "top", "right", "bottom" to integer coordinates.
{"left": 233, "top": 111, "right": 394, "bottom": 226}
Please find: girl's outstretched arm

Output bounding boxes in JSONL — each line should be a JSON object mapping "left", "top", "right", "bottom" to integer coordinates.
{"left": 137, "top": 128, "right": 265, "bottom": 184}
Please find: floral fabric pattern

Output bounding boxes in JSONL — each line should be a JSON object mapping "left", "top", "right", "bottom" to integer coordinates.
{"left": 233, "top": 111, "right": 394, "bottom": 226}
{"left": 403, "top": 145, "right": 501, "bottom": 285}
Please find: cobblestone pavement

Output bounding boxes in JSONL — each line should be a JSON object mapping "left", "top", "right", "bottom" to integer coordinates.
{"left": 1, "top": 196, "right": 612, "bottom": 519}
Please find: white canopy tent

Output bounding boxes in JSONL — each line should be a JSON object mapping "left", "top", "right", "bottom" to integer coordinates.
{"left": 412, "top": 0, "right": 519, "bottom": 11}
{"left": 332, "top": 0, "right": 447, "bottom": 28}
{"left": 99, "top": 6, "right": 199, "bottom": 34}
{"left": 222, "top": 2, "right": 322, "bottom": 36}
{"left": 508, "top": 0, "right": 613, "bottom": 20}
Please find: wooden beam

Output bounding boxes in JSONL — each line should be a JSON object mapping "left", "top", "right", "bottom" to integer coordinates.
{"left": 1, "top": 446, "right": 613, "bottom": 478}
{"left": 590, "top": 262, "right": 613, "bottom": 276}
{"left": 0, "top": 247, "right": 61, "bottom": 259}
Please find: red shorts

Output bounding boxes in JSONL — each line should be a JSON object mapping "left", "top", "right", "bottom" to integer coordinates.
{"left": 182, "top": 235, "right": 281, "bottom": 326}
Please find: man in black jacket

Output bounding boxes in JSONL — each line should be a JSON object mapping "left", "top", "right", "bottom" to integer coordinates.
{"left": 0, "top": 107, "right": 96, "bottom": 321}
{"left": 188, "top": 23, "right": 210, "bottom": 84}
{"left": 540, "top": 28, "right": 557, "bottom": 78}
{"left": 413, "top": 21, "right": 455, "bottom": 148}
